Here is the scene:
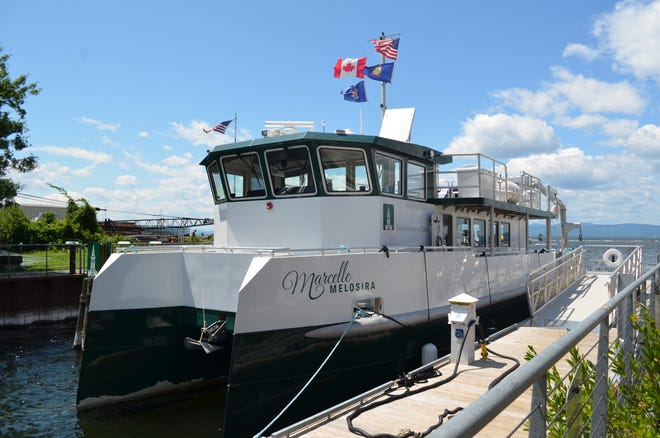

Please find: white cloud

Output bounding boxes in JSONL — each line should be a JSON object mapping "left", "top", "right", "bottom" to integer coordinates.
{"left": 115, "top": 174, "right": 139, "bottom": 186}
{"left": 35, "top": 145, "right": 112, "bottom": 164}
{"left": 171, "top": 120, "right": 232, "bottom": 147}
{"left": 563, "top": 43, "right": 600, "bottom": 61}
{"left": 555, "top": 114, "right": 609, "bottom": 130}
{"left": 594, "top": 0, "right": 660, "bottom": 81}
{"left": 505, "top": 148, "right": 660, "bottom": 223}
{"left": 492, "top": 88, "right": 568, "bottom": 118}
{"left": 444, "top": 113, "right": 560, "bottom": 158}
{"left": 550, "top": 67, "right": 645, "bottom": 115}
{"left": 138, "top": 131, "right": 149, "bottom": 138}
{"left": 162, "top": 153, "right": 193, "bottom": 166}
{"left": 625, "top": 123, "right": 660, "bottom": 158}
{"left": 77, "top": 116, "right": 120, "bottom": 132}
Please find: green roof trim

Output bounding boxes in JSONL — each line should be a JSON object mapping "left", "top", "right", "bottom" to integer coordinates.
{"left": 199, "top": 132, "right": 452, "bottom": 166}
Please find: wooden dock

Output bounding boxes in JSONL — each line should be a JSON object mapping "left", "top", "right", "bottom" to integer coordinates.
{"left": 271, "top": 273, "right": 612, "bottom": 437}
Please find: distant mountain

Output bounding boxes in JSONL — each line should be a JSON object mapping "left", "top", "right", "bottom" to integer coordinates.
{"left": 529, "top": 222, "right": 660, "bottom": 239}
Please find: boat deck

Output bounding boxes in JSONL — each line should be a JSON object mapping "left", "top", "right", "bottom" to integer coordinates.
{"left": 270, "top": 273, "right": 612, "bottom": 438}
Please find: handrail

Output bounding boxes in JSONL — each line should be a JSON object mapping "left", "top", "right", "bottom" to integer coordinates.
{"left": 527, "top": 246, "right": 585, "bottom": 315}
{"left": 429, "top": 262, "right": 660, "bottom": 437}
{"left": 607, "top": 245, "right": 644, "bottom": 298}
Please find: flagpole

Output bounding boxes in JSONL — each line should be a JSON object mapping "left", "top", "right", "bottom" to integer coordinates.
{"left": 380, "top": 32, "right": 387, "bottom": 120}
{"left": 234, "top": 113, "right": 237, "bottom": 143}
{"left": 360, "top": 106, "right": 363, "bottom": 134}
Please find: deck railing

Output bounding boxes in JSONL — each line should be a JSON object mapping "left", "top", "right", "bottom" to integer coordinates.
{"left": 527, "top": 246, "right": 585, "bottom": 315}
{"left": 429, "top": 260, "right": 660, "bottom": 438}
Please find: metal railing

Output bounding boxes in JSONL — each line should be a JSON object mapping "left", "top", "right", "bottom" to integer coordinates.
{"left": 429, "top": 260, "right": 660, "bottom": 437}
{"left": 527, "top": 246, "right": 585, "bottom": 314}
{"left": 1, "top": 243, "right": 87, "bottom": 278}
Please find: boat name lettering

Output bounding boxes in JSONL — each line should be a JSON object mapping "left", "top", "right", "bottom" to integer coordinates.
{"left": 281, "top": 260, "right": 375, "bottom": 300}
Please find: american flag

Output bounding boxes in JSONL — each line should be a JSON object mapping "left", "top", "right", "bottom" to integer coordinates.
{"left": 372, "top": 37, "right": 399, "bottom": 60}
{"left": 204, "top": 119, "right": 232, "bottom": 134}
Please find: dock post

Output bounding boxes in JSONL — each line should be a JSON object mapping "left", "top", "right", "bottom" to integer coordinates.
{"left": 448, "top": 293, "right": 478, "bottom": 364}
{"left": 73, "top": 276, "right": 93, "bottom": 349}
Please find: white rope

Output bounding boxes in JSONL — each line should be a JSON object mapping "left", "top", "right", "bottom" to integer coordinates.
{"left": 253, "top": 309, "right": 362, "bottom": 438}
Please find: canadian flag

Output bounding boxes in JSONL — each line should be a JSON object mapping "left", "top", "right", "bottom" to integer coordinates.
{"left": 334, "top": 58, "right": 366, "bottom": 78}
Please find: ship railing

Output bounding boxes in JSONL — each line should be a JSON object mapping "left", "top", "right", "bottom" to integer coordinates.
{"left": 427, "top": 259, "right": 660, "bottom": 438}
{"left": 434, "top": 153, "right": 550, "bottom": 211}
{"left": 113, "top": 243, "right": 539, "bottom": 258}
{"left": 527, "top": 246, "right": 586, "bottom": 315}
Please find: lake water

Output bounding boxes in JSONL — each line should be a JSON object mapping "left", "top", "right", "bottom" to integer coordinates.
{"left": 0, "top": 321, "right": 226, "bottom": 437}
{"left": 1, "top": 239, "right": 658, "bottom": 437}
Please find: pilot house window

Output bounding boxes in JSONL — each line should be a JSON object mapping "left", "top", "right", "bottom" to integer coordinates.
{"left": 407, "top": 162, "right": 426, "bottom": 199}
{"left": 375, "top": 153, "right": 402, "bottom": 195}
{"left": 266, "top": 147, "right": 316, "bottom": 196}
{"left": 319, "top": 147, "right": 370, "bottom": 193}
{"left": 221, "top": 153, "right": 266, "bottom": 199}
{"left": 206, "top": 161, "right": 226, "bottom": 203}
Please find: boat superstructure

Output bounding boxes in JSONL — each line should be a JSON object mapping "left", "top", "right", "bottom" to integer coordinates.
{"left": 77, "top": 126, "right": 568, "bottom": 437}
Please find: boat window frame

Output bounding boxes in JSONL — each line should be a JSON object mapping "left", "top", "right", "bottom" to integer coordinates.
{"left": 317, "top": 145, "right": 372, "bottom": 195}
{"left": 406, "top": 160, "right": 427, "bottom": 200}
{"left": 220, "top": 152, "right": 268, "bottom": 201}
{"left": 500, "top": 222, "right": 511, "bottom": 247}
{"left": 265, "top": 145, "right": 317, "bottom": 198}
{"left": 457, "top": 216, "right": 471, "bottom": 247}
{"left": 374, "top": 151, "right": 403, "bottom": 197}
{"left": 473, "top": 218, "right": 487, "bottom": 247}
{"left": 206, "top": 160, "right": 227, "bottom": 204}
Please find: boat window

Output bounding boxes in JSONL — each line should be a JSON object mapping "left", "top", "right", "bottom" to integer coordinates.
{"left": 206, "top": 161, "right": 226, "bottom": 203}
{"left": 473, "top": 219, "right": 487, "bottom": 247}
{"left": 375, "top": 153, "right": 402, "bottom": 196}
{"left": 266, "top": 146, "right": 316, "bottom": 196}
{"left": 457, "top": 217, "right": 470, "bottom": 246}
{"left": 500, "top": 222, "right": 511, "bottom": 247}
{"left": 406, "top": 161, "right": 426, "bottom": 199}
{"left": 319, "top": 147, "right": 371, "bottom": 193}
{"left": 221, "top": 153, "right": 266, "bottom": 199}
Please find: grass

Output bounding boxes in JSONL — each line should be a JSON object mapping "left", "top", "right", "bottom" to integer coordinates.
{"left": 1, "top": 246, "right": 85, "bottom": 273}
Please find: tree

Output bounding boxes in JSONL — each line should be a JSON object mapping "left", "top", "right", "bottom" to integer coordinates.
{"left": 0, "top": 46, "right": 40, "bottom": 207}
{"left": 49, "top": 184, "right": 103, "bottom": 242}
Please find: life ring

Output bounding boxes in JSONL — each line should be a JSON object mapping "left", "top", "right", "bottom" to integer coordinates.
{"left": 603, "top": 248, "right": 623, "bottom": 268}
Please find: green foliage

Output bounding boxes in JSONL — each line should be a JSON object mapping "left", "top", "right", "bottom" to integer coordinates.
{"left": 0, "top": 47, "right": 40, "bottom": 206}
{"left": 524, "top": 344, "right": 598, "bottom": 437}
{"left": 525, "top": 308, "right": 660, "bottom": 436}
{"left": 0, "top": 204, "right": 30, "bottom": 243}
{"left": 0, "top": 189, "right": 105, "bottom": 244}
{"left": 609, "top": 308, "right": 660, "bottom": 437}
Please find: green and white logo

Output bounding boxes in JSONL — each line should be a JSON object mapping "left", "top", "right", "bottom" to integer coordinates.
{"left": 383, "top": 204, "right": 394, "bottom": 230}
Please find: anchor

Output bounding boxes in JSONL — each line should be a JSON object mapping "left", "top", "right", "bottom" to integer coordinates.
{"left": 184, "top": 319, "right": 227, "bottom": 354}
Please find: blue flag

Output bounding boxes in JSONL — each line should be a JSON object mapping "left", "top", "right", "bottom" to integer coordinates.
{"left": 340, "top": 80, "right": 367, "bottom": 102}
{"left": 364, "top": 63, "right": 394, "bottom": 83}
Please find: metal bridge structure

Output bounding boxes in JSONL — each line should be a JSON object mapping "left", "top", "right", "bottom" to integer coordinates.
{"left": 128, "top": 217, "right": 214, "bottom": 230}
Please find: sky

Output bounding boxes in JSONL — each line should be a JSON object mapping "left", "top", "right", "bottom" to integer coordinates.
{"left": 1, "top": 0, "right": 660, "bottom": 226}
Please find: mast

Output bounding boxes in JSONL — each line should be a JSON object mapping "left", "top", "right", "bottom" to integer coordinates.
{"left": 379, "top": 32, "right": 387, "bottom": 119}
{"left": 234, "top": 112, "right": 237, "bottom": 143}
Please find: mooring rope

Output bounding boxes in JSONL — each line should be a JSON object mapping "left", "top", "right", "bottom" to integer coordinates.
{"left": 253, "top": 308, "right": 363, "bottom": 438}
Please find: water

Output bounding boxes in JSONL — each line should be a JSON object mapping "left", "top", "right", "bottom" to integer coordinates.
{"left": 1, "top": 239, "right": 658, "bottom": 437}
{"left": 0, "top": 321, "right": 225, "bottom": 437}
